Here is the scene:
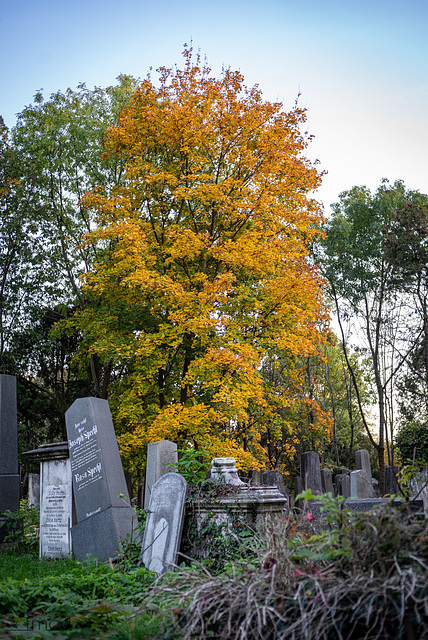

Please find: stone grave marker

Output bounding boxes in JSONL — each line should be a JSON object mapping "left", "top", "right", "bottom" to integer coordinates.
{"left": 300, "top": 451, "right": 322, "bottom": 495}
{"left": 336, "top": 473, "right": 350, "bottom": 498}
{"left": 24, "top": 442, "right": 72, "bottom": 558}
{"left": 140, "top": 472, "right": 187, "bottom": 576}
{"left": 262, "top": 470, "right": 287, "bottom": 496}
{"left": 355, "top": 450, "right": 373, "bottom": 480}
{"left": 207, "top": 457, "right": 246, "bottom": 485}
{"left": 65, "top": 397, "right": 136, "bottom": 561}
{"left": 39, "top": 445, "right": 72, "bottom": 558}
{"left": 385, "top": 466, "right": 400, "bottom": 495}
{"left": 144, "top": 440, "right": 178, "bottom": 509}
{"left": 350, "top": 469, "right": 376, "bottom": 499}
{"left": 0, "top": 375, "right": 20, "bottom": 542}
{"left": 321, "top": 468, "right": 334, "bottom": 494}
{"left": 28, "top": 473, "right": 40, "bottom": 507}
{"left": 250, "top": 469, "right": 263, "bottom": 485}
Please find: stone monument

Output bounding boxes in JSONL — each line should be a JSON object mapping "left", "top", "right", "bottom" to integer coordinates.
{"left": 144, "top": 440, "right": 178, "bottom": 509}
{"left": 65, "top": 397, "right": 136, "bottom": 561}
{"left": 300, "top": 451, "right": 323, "bottom": 495}
{"left": 0, "top": 375, "right": 20, "bottom": 542}
{"left": 23, "top": 442, "right": 72, "bottom": 558}
{"left": 140, "top": 472, "right": 187, "bottom": 576}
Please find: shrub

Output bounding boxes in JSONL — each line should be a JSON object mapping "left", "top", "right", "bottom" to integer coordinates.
{"left": 154, "top": 495, "right": 428, "bottom": 639}
{"left": 395, "top": 420, "right": 428, "bottom": 465}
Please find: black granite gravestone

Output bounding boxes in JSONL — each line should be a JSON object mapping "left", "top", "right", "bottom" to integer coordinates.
{"left": 65, "top": 397, "right": 135, "bottom": 561}
{"left": 0, "top": 375, "right": 20, "bottom": 542}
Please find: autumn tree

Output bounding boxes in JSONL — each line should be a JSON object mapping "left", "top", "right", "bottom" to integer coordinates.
{"left": 73, "top": 49, "right": 329, "bottom": 474}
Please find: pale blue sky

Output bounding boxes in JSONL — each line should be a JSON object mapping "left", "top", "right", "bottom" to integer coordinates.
{"left": 1, "top": 0, "right": 427, "bottom": 210}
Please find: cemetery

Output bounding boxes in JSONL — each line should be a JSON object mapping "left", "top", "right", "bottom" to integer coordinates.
{"left": 1, "top": 46, "right": 428, "bottom": 640}
{"left": 0, "top": 376, "right": 427, "bottom": 638}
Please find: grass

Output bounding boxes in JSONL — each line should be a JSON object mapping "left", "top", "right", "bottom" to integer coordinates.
{"left": 0, "top": 548, "right": 159, "bottom": 639}
{"left": 2, "top": 493, "right": 428, "bottom": 639}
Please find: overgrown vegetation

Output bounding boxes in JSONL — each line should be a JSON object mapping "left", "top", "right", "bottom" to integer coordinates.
{"left": 2, "top": 492, "right": 428, "bottom": 639}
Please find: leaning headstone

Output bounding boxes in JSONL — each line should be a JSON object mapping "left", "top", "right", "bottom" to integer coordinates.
{"left": 321, "top": 468, "right": 334, "bottom": 494}
{"left": 300, "top": 451, "right": 322, "bottom": 495}
{"left": 144, "top": 440, "right": 178, "bottom": 509}
{"left": 65, "top": 398, "right": 136, "bottom": 562}
{"left": 350, "top": 469, "right": 376, "bottom": 499}
{"left": 355, "top": 450, "right": 372, "bottom": 481}
{"left": 262, "top": 470, "right": 287, "bottom": 496}
{"left": 140, "top": 472, "right": 187, "bottom": 576}
{"left": 0, "top": 375, "right": 20, "bottom": 542}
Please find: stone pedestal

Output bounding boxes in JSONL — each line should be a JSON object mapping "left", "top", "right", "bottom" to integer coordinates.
{"left": 200, "top": 457, "right": 288, "bottom": 544}
{"left": 23, "top": 442, "right": 72, "bottom": 558}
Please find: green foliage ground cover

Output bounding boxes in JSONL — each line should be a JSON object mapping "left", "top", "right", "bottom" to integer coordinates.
{"left": 0, "top": 552, "right": 158, "bottom": 639}
{"left": 2, "top": 491, "right": 428, "bottom": 639}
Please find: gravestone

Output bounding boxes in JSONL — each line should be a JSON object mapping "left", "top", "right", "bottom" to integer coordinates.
{"left": 336, "top": 473, "right": 350, "bottom": 498}
{"left": 0, "top": 375, "right": 20, "bottom": 542}
{"left": 39, "top": 450, "right": 72, "bottom": 558}
{"left": 350, "top": 469, "right": 376, "bottom": 499}
{"left": 22, "top": 442, "right": 72, "bottom": 557}
{"left": 140, "top": 472, "right": 187, "bottom": 575}
{"left": 144, "top": 440, "right": 178, "bottom": 509}
{"left": 300, "top": 451, "right": 322, "bottom": 495}
{"left": 28, "top": 473, "right": 40, "bottom": 507}
{"left": 385, "top": 466, "right": 400, "bottom": 495}
{"left": 355, "top": 450, "right": 372, "bottom": 481}
{"left": 65, "top": 397, "right": 136, "bottom": 561}
{"left": 321, "top": 468, "right": 334, "bottom": 494}
{"left": 250, "top": 469, "right": 263, "bottom": 485}
{"left": 262, "top": 470, "right": 287, "bottom": 496}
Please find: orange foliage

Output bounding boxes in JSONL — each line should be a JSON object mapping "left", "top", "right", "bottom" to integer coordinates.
{"left": 75, "top": 47, "right": 330, "bottom": 472}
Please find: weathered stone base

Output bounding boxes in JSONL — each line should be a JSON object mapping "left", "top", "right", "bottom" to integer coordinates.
{"left": 71, "top": 505, "right": 137, "bottom": 562}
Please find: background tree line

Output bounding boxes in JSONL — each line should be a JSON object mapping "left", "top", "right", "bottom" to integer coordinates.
{"left": 1, "top": 54, "right": 426, "bottom": 489}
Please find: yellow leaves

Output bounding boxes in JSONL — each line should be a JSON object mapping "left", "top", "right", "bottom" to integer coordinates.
{"left": 71, "top": 48, "right": 331, "bottom": 472}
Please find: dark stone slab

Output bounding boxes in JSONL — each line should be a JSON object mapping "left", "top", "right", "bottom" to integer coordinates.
{"left": 0, "top": 375, "right": 18, "bottom": 475}
{"left": 71, "top": 505, "right": 137, "bottom": 562}
{"left": 300, "top": 451, "right": 322, "bottom": 495}
{"left": 262, "top": 470, "right": 287, "bottom": 496}
{"left": 65, "top": 397, "right": 135, "bottom": 560}
{"left": 0, "top": 475, "right": 20, "bottom": 512}
{"left": 321, "top": 468, "right": 334, "bottom": 494}
{"left": 66, "top": 398, "right": 130, "bottom": 522}
{"left": 141, "top": 472, "right": 187, "bottom": 576}
{"left": 385, "top": 466, "right": 400, "bottom": 495}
